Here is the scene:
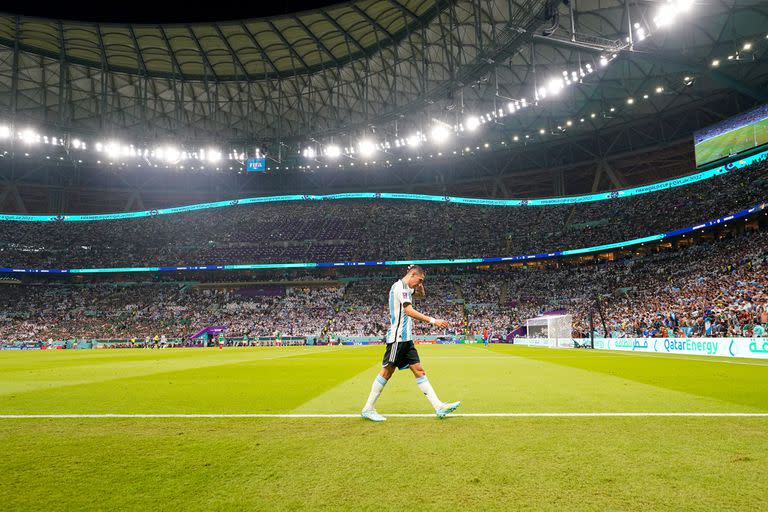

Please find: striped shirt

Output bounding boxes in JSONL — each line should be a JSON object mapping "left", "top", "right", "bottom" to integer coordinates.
{"left": 386, "top": 279, "right": 414, "bottom": 344}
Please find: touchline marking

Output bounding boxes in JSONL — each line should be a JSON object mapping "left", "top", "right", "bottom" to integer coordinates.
{"left": 1, "top": 413, "right": 767, "bottom": 419}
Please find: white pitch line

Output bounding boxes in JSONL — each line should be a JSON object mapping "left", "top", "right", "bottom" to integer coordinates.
{"left": 1, "top": 413, "right": 767, "bottom": 419}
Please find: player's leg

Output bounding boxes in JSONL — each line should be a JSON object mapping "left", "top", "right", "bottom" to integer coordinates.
{"left": 409, "top": 359, "right": 461, "bottom": 418}
{"left": 362, "top": 343, "right": 399, "bottom": 421}
{"left": 362, "top": 364, "right": 394, "bottom": 421}
{"left": 408, "top": 362, "right": 442, "bottom": 410}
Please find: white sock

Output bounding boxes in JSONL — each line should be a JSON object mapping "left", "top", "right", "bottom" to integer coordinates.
{"left": 416, "top": 375, "right": 443, "bottom": 410}
{"left": 363, "top": 375, "right": 388, "bottom": 411}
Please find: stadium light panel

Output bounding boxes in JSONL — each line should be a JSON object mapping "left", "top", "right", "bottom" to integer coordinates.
{"left": 627, "top": 98, "right": 634, "bottom": 105}
{"left": 302, "top": 147, "right": 316, "bottom": 159}
{"left": 104, "top": 142, "right": 120, "bottom": 159}
{"left": 71, "top": 138, "right": 81, "bottom": 149}
{"left": 21, "top": 129, "right": 39, "bottom": 145}
{"left": 465, "top": 116, "right": 480, "bottom": 131}
{"left": 711, "top": 59, "right": 720, "bottom": 67}
{"left": 430, "top": 125, "right": 450, "bottom": 144}
{"left": 404, "top": 134, "right": 421, "bottom": 148}
{"left": 547, "top": 78, "right": 564, "bottom": 95}
{"left": 163, "top": 147, "right": 180, "bottom": 163}
{"left": 743, "top": 42, "right": 752, "bottom": 51}
{"left": 653, "top": 4, "right": 675, "bottom": 28}
{"left": 325, "top": 145, "right": 341, "bottom": 158}
{"left": 599, "top": 56, "right": 608, "bottom": 67}
{"left": 206, "top": 149, "right": 222, "bottom": 163}
{"left": 0, "top": 126, "right": 10, "bottom": 138}
{"left": 358, "top": 139, "right": 376, "bottom": 157}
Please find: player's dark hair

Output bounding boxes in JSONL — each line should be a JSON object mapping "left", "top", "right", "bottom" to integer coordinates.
{"left": 406, "top": 264, "right": 425, "bottom": 276}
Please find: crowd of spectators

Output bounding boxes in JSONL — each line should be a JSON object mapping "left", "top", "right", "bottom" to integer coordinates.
{"left": 0, "top": 283, "right": 345, "bottom": 342}
{"left": 2, "top": 225, "right": 768, "bottom": 343}
{"left": 3, "top": 152, "right": 768, "bottom": 344}
{"left": 0, "top": 156, "right": 766, "bottom": 269}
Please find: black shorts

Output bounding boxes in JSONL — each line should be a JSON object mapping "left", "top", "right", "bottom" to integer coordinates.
{"left": 382, "top": 340, "right": 420, "bottom": 370}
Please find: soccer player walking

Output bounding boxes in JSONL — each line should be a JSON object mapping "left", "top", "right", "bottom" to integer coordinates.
{"left": 361, "top": 265, "right": 461, "bottom": 422}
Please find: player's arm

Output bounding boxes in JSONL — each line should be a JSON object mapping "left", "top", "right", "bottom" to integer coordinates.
{"left": 403, "top": 303, "right": 449, "bottom": 328}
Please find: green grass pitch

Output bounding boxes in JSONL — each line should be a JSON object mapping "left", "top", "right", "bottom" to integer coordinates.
{"left": 695, "top": 118, "right": 768, "bottom": 167}
{"left": 1, "top": 345, "right": 766, "bottom": 511}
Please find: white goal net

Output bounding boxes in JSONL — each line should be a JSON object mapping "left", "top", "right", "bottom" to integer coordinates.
{"left": 525, "top": 314, "right": 573, "bottom": 348}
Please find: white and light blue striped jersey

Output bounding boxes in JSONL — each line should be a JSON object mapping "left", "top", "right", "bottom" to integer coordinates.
{"left": 386, "top": 279, "right": 414, "bottom": 344}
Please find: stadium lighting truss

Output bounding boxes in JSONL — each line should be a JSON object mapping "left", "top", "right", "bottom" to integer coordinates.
{"left": 0, "top": 125, "right": 252, "bottom": 171}
{"left": 0, "top": 2, "right": 764, "bottom": 174}
{"left": 0, "top": 69, "right": 718, "bottom": 174}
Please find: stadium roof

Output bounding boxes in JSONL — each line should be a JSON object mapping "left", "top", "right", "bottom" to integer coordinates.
{"left": 0, "top": 0, "right": 766, "bottom": 149}
{"left": 0, "top": 1, "right": 449, "bottom": 80}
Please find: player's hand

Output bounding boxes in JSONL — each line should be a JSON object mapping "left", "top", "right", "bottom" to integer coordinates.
{"left": 433, "top": 318, "right": 450, "bottom": 328}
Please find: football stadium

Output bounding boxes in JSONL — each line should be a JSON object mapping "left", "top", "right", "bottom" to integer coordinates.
{"left": 1, "top": 1, "right": 768, "bottom": 510}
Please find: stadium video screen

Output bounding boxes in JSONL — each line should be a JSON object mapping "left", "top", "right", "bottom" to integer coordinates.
{"left": 694, "top": 103, "right": 768, "bottom": 168}
{"left": 246, "top": 158, "right": 266, "bottom": 172}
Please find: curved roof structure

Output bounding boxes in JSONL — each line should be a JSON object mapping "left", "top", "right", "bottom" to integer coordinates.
{"left": 0, "top": 0, "right": 766, "bottom": 150}
{"left": 0, "top": 1, "right": 446, "bottom": 80}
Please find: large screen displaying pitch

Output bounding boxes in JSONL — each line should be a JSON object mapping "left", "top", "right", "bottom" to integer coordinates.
{"left": 694, "top": 103, "right": 768, "bottom": 168}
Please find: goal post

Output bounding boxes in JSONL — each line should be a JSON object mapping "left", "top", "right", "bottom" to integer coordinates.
{"left": 525, "top": 314, "right": 573, "bottom": 348}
